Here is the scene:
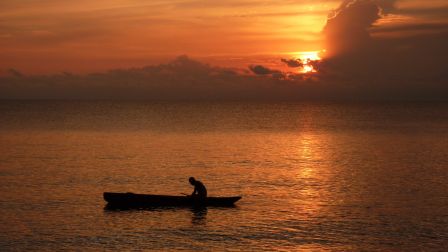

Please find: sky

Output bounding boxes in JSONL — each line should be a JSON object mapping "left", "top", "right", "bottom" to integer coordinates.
{"left": 1, "top": 0, "right": 448, "bottom": 100}
{"left": 0, "top": 0, "right": 337, "bottom": 73}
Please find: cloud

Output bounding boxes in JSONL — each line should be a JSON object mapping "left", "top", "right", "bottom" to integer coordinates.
{"left": 317, "top": 0, "right": 448, "bottom": 97}
{"left": 0, "top": 56, "right": 307, "bottom": 100}
{"left": 1, "top": 53, "right": 447, "bottom": 101}
{"left": 371, "top": 22, "right": 448, "bottom": 35}
{"left": 248, "top": 65, "right": 278, "bottom": 75}
{"left": 7, "top": 69, "right": 23, "bottom": 77}
{"left": 323, "top": 0, "right": 408, "bottom": 57}
{"left": 373, "top": 0, "right": 397, "bottom": 13}
{"left": 324, "top": 0, "right": 382, "bottom": 56}
{"left": 396, "top": 6, "right": 448, "bottom": 19}
{"left": 249, "top": 64, "right": 287, "bottom": 80}
{"left": 281, "top": 58, "right": 304, "bottom": 68}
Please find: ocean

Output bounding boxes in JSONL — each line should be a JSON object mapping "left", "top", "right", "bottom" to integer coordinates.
{"left": 1, "top": 101, "right": 447, "bottom": 250}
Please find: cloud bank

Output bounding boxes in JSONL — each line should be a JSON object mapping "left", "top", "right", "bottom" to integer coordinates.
{"left": 1, "top": 53, "right": 446, "bottom": 101}
{"left": 0, "top": 56, "right": 328, "bottom": 100}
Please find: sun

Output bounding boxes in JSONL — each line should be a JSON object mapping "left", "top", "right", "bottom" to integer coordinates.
{"left": 302, "top": 65, "right": 314, "bottom": 73}
{"left": 290, "top": 50, "right": 324, "bottom": 73}
{"left": 296, "top": 51, "right": 321, "bottom": 61}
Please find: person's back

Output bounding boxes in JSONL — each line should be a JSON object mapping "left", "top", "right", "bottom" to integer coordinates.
{"left": 189, "top": 177, "right": 207, "bottom": 199}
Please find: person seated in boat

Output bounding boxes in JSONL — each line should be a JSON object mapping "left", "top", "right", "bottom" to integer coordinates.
{"left": 189, "top": 177, "right": 207, "bottom": 199}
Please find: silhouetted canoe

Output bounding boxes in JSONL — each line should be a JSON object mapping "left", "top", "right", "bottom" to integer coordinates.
{"left": 103, "top": 192, "right": 242, "bottom": 208}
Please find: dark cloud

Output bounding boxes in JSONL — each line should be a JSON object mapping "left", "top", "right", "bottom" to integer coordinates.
{"left": 315, "top": 0, "right": 448, "bottom": 100}
{"left": 281, "top": 58, "right": 303, "bottom": 68}
{"left": 324, "top": 0, "right": 381, "bottom": 56}
{"left": 0, "top": 56, "right": 305, "bottom": 100}
{"left": 374, "top": 0, "right": 397, "bottom": 13}
{"left": 1, "top": 53, "right": 447, "bottom": 101}
{"left": 396, "top": 6, "right": 448, "bottom": 19}
{"left": 249, "top": 65, "right": 279, "bottom": 75}
{"left": 7, "top": 69, "right": 23, "bottom": 77}
{"left": 248, "top": 64, "right": 287, "bottom": 80}
{"left": 323, "top": 0, "right": 402, "bottom": 57}
{"left": 371, "top": 23, "right": 448, "bottom": 34}
{"left": 307, "top": 60, "right": 322, "bottom": 72}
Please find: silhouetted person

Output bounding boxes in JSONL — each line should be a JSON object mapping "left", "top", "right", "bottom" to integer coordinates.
{"left": 189, "top": 177, "right": 207, "bottom": 200}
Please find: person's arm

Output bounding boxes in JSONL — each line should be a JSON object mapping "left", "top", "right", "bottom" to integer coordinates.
{"left": 191, "top": 186, "right": 197, "bottom": 196}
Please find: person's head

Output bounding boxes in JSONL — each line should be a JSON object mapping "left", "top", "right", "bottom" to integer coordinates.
{"left": 189, "top": 177, "right": 196, "bottom": 185}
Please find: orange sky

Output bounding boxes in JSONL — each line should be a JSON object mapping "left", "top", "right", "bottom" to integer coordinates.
{"left": 1, "top": 0, "right": 447, "bottom": 74}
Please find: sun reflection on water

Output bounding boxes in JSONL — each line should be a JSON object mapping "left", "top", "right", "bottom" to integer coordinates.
{"left": 292, "top": 132, "right": 333, "bottom": 216}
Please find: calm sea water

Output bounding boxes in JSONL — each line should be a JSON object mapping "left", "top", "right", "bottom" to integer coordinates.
{"left": 1, "top": 101, "right": 447, "bottom": 251}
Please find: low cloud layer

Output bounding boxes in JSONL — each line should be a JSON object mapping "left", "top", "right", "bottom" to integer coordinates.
{"left": 0, "top": 56, "right": 321, "bottom": 100}
{"left": 280, "top": 59, "right": 304, "bottom": 68}
{"left": 249, "top": 65, "right": 280, "bottom": 75}
{"left": 1, "top": 54, "right": 447, "bottom": 101}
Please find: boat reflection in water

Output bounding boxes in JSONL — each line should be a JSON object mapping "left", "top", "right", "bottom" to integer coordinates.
{"left": 104, "top": 203, "right": 210, "bottom": 226}
{"left": 190, "top": 206, "right": 208, "bottom": 226}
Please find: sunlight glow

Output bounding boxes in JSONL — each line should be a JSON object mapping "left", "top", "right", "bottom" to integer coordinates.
{"left": 302, "top": 65, "right": 315, "bottom": 73}
{"left": 295, "top": 51, "right": 322, "bottom": 61}
{"left": 293, "top": 50, "right": 323, "bottom": 73}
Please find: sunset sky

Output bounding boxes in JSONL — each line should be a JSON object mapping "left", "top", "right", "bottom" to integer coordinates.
{"left": 1, "top": 0, "right": 447, "bottom": 100}
{"left": 1, "top": 0, "right": 336, "bottom": 73}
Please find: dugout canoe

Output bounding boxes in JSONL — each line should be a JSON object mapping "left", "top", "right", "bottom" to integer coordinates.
{"left": 103, "top": 192, "right": 241, "bottom": 208}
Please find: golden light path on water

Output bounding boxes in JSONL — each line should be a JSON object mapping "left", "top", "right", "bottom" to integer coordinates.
{"left": 291, "top": 113, "right": 332, "bottom": 218}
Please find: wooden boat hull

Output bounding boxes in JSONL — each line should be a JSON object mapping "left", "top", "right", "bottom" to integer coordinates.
{"left": 103, "top": 192, "right": 241, "bottom": 208}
